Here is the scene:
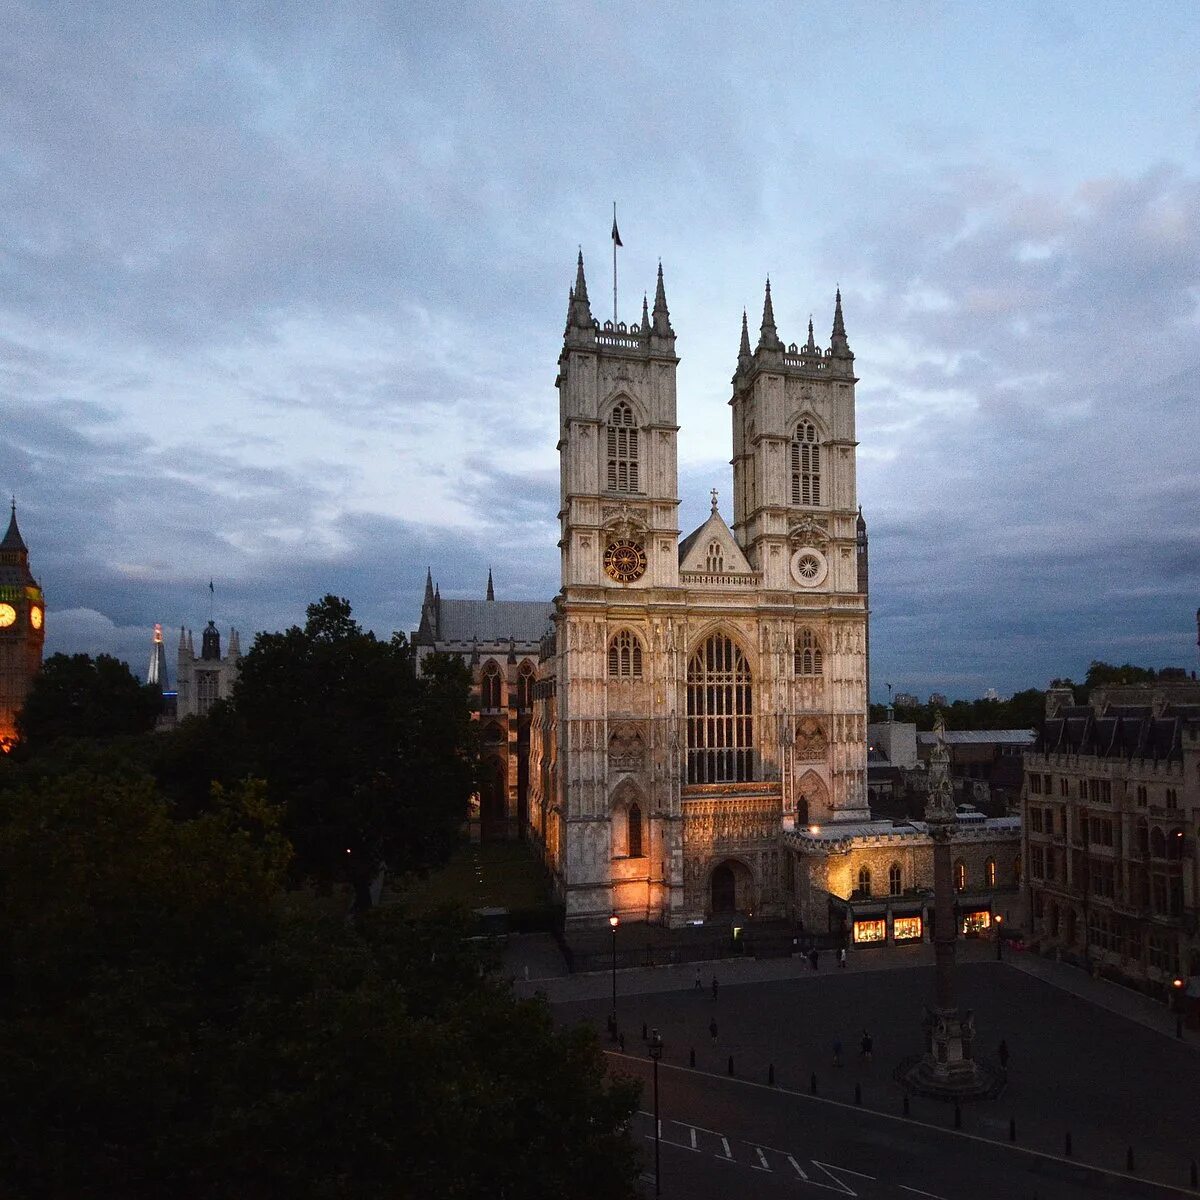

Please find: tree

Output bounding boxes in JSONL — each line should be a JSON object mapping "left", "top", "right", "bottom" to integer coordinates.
{"left": 16, "top": 652, "right": 162, "bottom": 748}
{"left": 233, "top": 596, "right": 477, "bottom": 907}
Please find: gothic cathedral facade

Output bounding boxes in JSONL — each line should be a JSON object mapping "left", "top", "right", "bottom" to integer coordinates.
{"left": 528, "top": 251, "right": 869, "bottom": 929}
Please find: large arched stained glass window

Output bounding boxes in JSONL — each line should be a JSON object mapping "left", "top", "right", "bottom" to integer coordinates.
{"left": 686, "top": 634, "right": 753, "bottom": 784}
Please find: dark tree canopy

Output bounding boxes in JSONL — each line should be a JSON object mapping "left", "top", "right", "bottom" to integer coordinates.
{"left": 16, "top": 652, "right": 161, "bottom": 748}
{"left": 0, "top": 767, "right": 639, "bottom": 1200}
{"left": 869, "top": 687, "right": 1047, "bottom": 732}
{"left": 233, "top": 595, "right": 477, "bottom": 906}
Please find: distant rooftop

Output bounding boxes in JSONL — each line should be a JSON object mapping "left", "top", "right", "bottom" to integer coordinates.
{"left": 916, "top": 729, "right": 1036, "bottom": 746}
{"left": 434, "top": 598, "right": 553, "bottom": 644}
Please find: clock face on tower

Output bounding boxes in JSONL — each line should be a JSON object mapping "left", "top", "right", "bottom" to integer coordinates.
{"left": 603, "top": 539, "right": 647, "bottom": 584}
{"left": 30, "top": 606, "right": 43, "bottom": 630}
{"left": 0, "top": 603, "right": 15, "bottom": 628}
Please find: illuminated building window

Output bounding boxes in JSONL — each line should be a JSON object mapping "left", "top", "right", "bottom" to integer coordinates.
{"left": 794, "top": 627, "right": 823, "bottom": 676}
{"left": 960, "top": 910, "right": 991, "bottom": 936}
{"left": 893, "top": 915, "right": 922, "bottom": 942}
{"left": 608, "top": 630, "right": 643, "bottom": 678}
{"left": 686, "top": 634, "right": 753, "bottom": 784}
{"left": 853, "top": 918, "right": 886, "bottom": 945}
{"left": 606, "top": 401, "right": 640, "bottom": 493}
{"left": 954, "top": 860, "right": 966, "bottom": 891}
{"left": 888, "top": 862, "right": 902, "bottom": 896}
{"left": 986, "top": 858, "right": 996, "bottom": 887}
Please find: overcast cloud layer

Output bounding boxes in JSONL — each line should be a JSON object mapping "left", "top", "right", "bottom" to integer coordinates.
{"left": 3, "top": 1, "right": 1198, "bottom": 699}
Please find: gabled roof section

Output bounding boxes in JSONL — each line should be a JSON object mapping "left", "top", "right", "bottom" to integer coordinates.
{"left": 678, "top": 508, "right": 753, "bottom": 577}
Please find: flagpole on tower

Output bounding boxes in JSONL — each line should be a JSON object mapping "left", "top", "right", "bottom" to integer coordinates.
{"left": 611, "top": 201, "right": 622, "bottom": 325}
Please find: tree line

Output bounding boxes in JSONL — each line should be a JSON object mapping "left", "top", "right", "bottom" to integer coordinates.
{"left": 0, "top": 596, "right": 639, "bottom": 1199}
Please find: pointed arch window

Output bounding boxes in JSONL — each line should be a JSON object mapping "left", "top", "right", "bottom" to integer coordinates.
{"left": 686, "top": 635, "right": 753, "bottom": 784}
{"left": 607, "top": 630, "right": 643, "bottom": 678}
{"left": 794, "top": 627, "right": 824, "bottom": 676}
{"left": 481, "top": 662, "right": 502, "bottom": 710}
{"left": 986, "top": 857, "right": 996, "bottom": 887}
{"left": 516, "top": 662, "right": 535, "bottom": 710}
{"left": 627, "top": 802, "right": 643, "bottom": 858}
{"left": 857, "top": 865, "right": 872, "bottom": 897}
{"left": 606, "top": 401, "right": 640, "bottom": 493}
{"left": 791, "top": 421, "right": 821, "bottom": 506}
{"left": 705, "top": 540, "right": 724, "bottom": 573}
{"left": 888, "top": 862, "right": 903, "bottom": 896}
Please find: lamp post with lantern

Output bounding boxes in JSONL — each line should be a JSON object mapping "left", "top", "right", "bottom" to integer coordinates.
{"left": 995, "top": 913, "right": 1004, "bottom": 961}
{"left": 609, "top": 913, "right": 619, "bottom": 1027}
{"left": 648, "top": 1029, "right": 663, "bottom": 1196}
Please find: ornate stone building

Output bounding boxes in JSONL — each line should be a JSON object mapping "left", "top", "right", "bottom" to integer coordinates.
{"left": 0, "top": 503, "right": 45, "bottom": 751}
{"left": 527, "top": 253, "right": 871, "bottom": 929}
{"left": 175, "top": 621, "right": 241, "bottom": 720}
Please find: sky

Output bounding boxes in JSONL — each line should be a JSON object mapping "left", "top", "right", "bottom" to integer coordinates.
{"left": 2, "top": 1, "right": 1199, "bottom": 701}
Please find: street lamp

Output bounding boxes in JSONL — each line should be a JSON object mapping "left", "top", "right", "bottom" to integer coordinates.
{"left": 609, "top": 914, "right": 620, "bottom": 1032}
{"left": 648, "top": 1028, "right": 664, "bottom": 1197}
{"left": 1172, "top": 976, "right": 1185, "bottom": 1039}
{"left": 994, "top": 913, "right": 1004, "bottom": 961}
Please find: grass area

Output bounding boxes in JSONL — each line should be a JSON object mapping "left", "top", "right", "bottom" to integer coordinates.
{"left": 399, "top": 839, "right": 553, "bottom": 915}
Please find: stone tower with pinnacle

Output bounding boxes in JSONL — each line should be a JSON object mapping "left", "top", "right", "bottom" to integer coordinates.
{"left": 0, "top": 502, "right": 46, "bottom": 750}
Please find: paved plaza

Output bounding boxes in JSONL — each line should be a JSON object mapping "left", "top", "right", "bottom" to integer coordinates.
{"left": 515, "top": 941, "right": 1200, "bottom": 1197}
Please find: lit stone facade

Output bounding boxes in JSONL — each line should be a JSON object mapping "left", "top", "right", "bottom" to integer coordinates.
{"left": 528, "top": 255, "right": 870, "bottom": 929}
{"left": 175, "top": 621, "right": 240, "bottom": 720}
{"left": 0, "top": 504, "right": 45, "bottom": 750}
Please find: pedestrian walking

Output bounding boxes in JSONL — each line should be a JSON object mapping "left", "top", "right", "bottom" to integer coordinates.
{"left": 618, "top": 1031, "right": 625, "bottom": 1052}
{"left": 838, "top": 947, "right": 847, "bottom": 968}
{"left": 809, "top": 947, "right": 820, "bottom": 971}
{"left": 694, "top": 966, "right": 702, "bottom": 990}
{"left": 709, "top": 1018, "right": 718, "bottom": 1043}
{"left": 711, "top": 974, "right": 719, "bottom": 1001}
{"left": 832, "top": 1035, "right": 843, "bottom": 1067}
{"left": 860, "top": 1030, "right": 873, "bottom": 1062}
{"left": 998, "top": 1038, "right": 1009, "bottom": 1070}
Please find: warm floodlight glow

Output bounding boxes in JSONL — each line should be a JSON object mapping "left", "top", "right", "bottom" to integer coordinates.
{"left": 609, "top": 913, "right": 619, "bottom": 929}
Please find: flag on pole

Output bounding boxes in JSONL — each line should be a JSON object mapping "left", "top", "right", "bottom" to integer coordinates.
{"left": 209, "top": 580, "right": 214, "bottom": 594}
{"left": 611, "top": 216, "right": 622, "bottom": 247}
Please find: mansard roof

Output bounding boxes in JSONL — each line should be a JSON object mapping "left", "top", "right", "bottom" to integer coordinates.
{"left": 434, "top": 598, "right": 554, "bottom": 645}
{"left": 1039, "top": 702, "right": 1200, "bottom": 762}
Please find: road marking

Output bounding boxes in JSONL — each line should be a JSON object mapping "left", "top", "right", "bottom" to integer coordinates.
{"left": 689, "top": 1127, "right": 696, "bottom": 1150}
{"left": 754, "top": 1146, "right": 771, "bottom": 1171}
{"left": 719, "top": 1135, "right": 732, "bottom": 1159}
{"left": 899, "top": 1187, "right": 948, "bottom": 1200}
{"left": 786, "top": 1155, "right": 809, "bottom": 1180}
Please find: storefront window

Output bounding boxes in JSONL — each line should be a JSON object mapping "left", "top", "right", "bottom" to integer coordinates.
{"left": 893, "top": 915, "right": 922, "bottom": 942}
{"left": 961, "top": 910, "right": 991, "bottom": 936}
{"left": 853, "top": 919, "right": 886, "bottom": 945}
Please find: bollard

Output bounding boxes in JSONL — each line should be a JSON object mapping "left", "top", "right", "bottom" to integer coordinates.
{"left": 768, "top": 1063, "right": 775, "bottom": 1086}
{"left": 727, "top": 1055, "right": 735, "bottom": 1076}
{"left": 810, "top": 1072, "right": 818, "bottom": 1095}
{"left": 903, "top": 1094, "right": 910, "bottom": 1117}
{"left": 1065, "top": 1131, "right": 1073, "bottom": 1157}
{"left": 854, "top": 1083, "right": 862, "bottom": 1106}
{"left": 689, "top": 1046, "right": 695, "bottom": 1068}
{"left": 642, "top": 1022, "right": 648, "bottom": 1041}
{"left": 1126, "top": 1146, "right": 1135, "bottom": 1173}
{"left": 953, "top": 1103, "right": 961, "bottom": 1130}
{"left": 1009, "top": 1117, "right": 1016, "bottom": 1143}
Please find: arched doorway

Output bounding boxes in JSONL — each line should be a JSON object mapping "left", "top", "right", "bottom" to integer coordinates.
{"left": 711, "top": 864, "right": 737, "bottom": 913}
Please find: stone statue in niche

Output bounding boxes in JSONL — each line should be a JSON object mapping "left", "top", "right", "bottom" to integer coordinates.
{"left": 608, "top": 723, "right": 645, "bottom": 773}
{"left": 795, "top": 716, "right": 828, "bottom": 762}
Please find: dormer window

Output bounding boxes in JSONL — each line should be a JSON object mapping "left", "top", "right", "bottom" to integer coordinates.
{"left": 791, "top": 421, "right": 820, "bottom": 505}
{"left": 606, "top": 402, "right": 639, "bottom": 493}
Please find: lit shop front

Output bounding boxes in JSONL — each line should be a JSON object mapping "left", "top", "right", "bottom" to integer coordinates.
{"left": 851, "top": 911, "right": 926, "bottom": 946}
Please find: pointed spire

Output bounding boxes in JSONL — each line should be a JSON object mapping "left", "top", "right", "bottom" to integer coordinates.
{"left": 486, "top": 568, "right": 495, "bottom": 602}
{"left": 856, "top": 504, "right": 866, "bottom": 531}
{"left": 567, "top": 251, "right": 595, "bottom": 334}
{"left": 1, "top": 498, "right": 27, "bottom": 553}
{"left": 831, "top": 286, "right": 851, "bottom": 357}
{"left": 757, "top": 278, "right": 783, "bottom": 352}
{"left": 651, "top": 261, "right": 674, "bottom": 338}
{"left": 641, "top": 292, "right": 650, "bottom": 333}
{"left": 423, "top": 568, "right": 435, "bottom": 608}
{"left": 574, "top": 249, "right": 589, "bottom": 306}
{"left": 738, "top": 309, "right": 752, "bottom": 362}
{"left": 806, "top": 314, "right": 817, "bottom": 352}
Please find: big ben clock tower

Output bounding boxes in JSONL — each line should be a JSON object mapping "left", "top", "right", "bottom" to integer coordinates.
{"left": 0, "top": 501, "right": 45, "bottom": 751}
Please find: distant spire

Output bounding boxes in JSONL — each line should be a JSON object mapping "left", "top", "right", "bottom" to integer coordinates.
{"left": 148, "top": 624, "right": 168, "bottom": 688}
{"left": 806, "top": 314, "right": 816, "bottom": 352}
{"left": 711, "top": 488, "right": 719, "bottom": 514}
{"left": 831, "top": 286, "right": 851, "bottom": 357}
{"left": 575, "top": 249, "right": 589, "bottom": 306}
{"left": 641, "top": 292, "right": 650, "bottom": 333}
{"left": 856, "top": 504, "right": 866, "bottom": 531}
{"left": 1, "top": 498, "right": 27, "bottom": 553}
{"left": 567, "top": 251, "right": 594, "bottom": 332}
{"left": 738, "top": 309, "right": 752, "bottom": 363}
{"left": 486, "top": 568, "right": 495, "bottom": 602}
{"left": 651, "top": 261, "right": 674, "bottom": 337}
{"left": 423, "top": 568, "right": 435, "bottom": 607}
{"left": 757, "top": 278, "right": 782, "bottom": 351}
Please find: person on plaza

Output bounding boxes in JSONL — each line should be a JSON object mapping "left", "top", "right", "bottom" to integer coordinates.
{"left": 709, "top": 1018, "right": 718, "bottom": 1043}
{"left": 839, "top": 947, "right": 847, "bottom": 968}
{"left": 860, "top": 1030, "right": 873, "bottom": 1061}
{"left": 711, "top": 974, "right": 719, "bottom": 1001}
{"left": 998, "top": 1038, "right": 1009, "bottom": 1070}
{"left": 809, "top": 947, "right": 820, "bottom": 971}
{"left": 833, "top": 1035, "right": 843, "bottom": 1067}
{"left": 694, "top": 966, "right": 702, "bottom": 990}
{"left": 618, "top": 1031, "right": 625, "bottom": 1052}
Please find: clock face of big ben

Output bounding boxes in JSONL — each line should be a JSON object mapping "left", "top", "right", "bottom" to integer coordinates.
{"left": 30, "top": 606, "right": 43, "bottom": 630}
{"left": 603, "top": 539, "right": 647, "bottom": 584}
{"left": 0, "top": 603, "right": 16, "bottom": 628}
